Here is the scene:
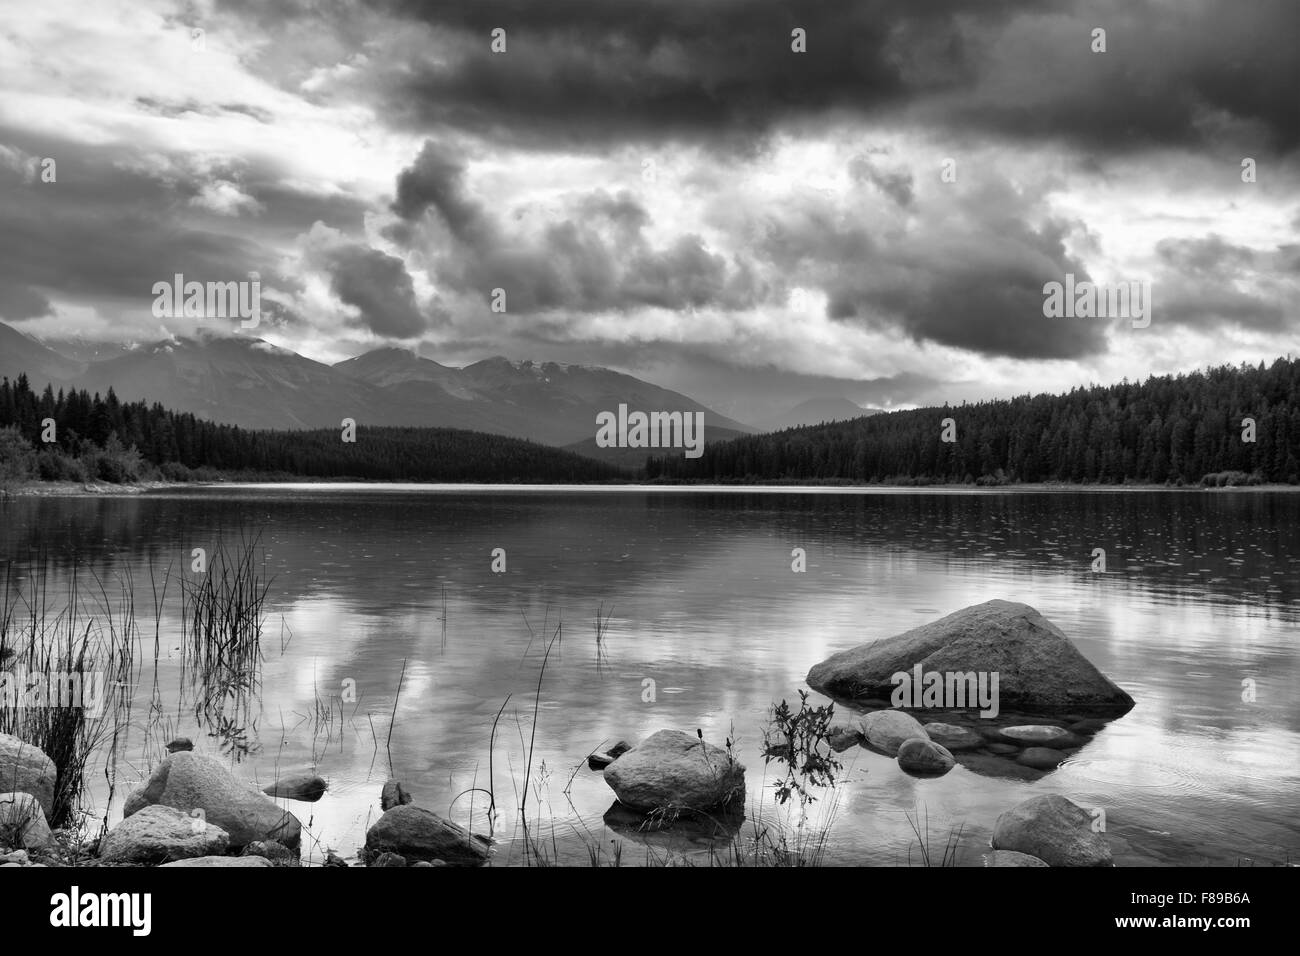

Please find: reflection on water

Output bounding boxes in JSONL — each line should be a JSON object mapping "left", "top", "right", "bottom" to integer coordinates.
{"left": 2, "top": 486, "right": 1298, "bottom": 866}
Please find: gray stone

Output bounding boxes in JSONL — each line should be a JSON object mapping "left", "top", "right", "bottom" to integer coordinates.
{"left": 0, "top": 733, "right": 57, "bottom": 820}
{"left": 988, "top": 849, "right": 1049, "bottom": 867}
{"left": 806, "top": 600, "right": 1134, "bottom": 716}
{"left": 1001, "top": 725, "right": 1084, "bottom": 749}
{"left": 0, "top": 792, "right": 52, "bottom": 849}
{"left": 954, "top": 752, "right": 1045, "bottom": 781}
{"left": 603, "top": 729, "right": 745, "bottom": 813}
{"left": 262, "top": 772, "right": 327, "bottom": 802}
{"left": 160, "top": 855, "right": 272, "bottom": 867}
{"left": 588, "top": 752, "right": 615, "bottom": 770}
{"left": 827, "top": 723, "right": 861, "bottom": 752}
{"left": 1017, "top": 747, "right": 1066, "bottom": 770}
{"left": 985, "top": 742, "right": 1021, "bottom": 755}
{"left": 922, "top": 722, "right": 985, "bottom": 752}
{"left": 164, "top": 738, "right": 193, "bottom": 754}
{"left": 1068, "top": 718, "right": 1110, "bottom": 735}
{"left": 365, "top": 805, "right": 490, "bottom": 866}
{"left": 380, "top": 779, "right": 413, "bottom": 811}
{"left": 992, "top": 794, "right": 1113, "bottom": 867}
{"left": 241, "top": 840, "right": 297, "bottom": 865}
{"left": 371, "top": 851, "right": 407, "bottom": 867}
{"left": 125, "top": 751, "right": 301, "bottom": 850}
{"left": 896, "top": 738, "right": 955, "bottom": 775}
{"left": 100, "top": 804, "right": 230, "bottom": 863}
{"left": 854, "top": 710, "right": 929, "bottom": 756}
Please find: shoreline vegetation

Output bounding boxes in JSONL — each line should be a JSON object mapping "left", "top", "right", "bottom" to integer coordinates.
{"left": 2, "top": 356, "right": 1300, "bottom": 495}
{"left": 4, "top": 547, "right": 1292, "bottom": 869}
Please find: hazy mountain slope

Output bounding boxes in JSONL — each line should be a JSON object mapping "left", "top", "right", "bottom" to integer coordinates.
{"left": 759, "top": 397, "right": 878, "bottom": 431}
{"left": 0, "top": 323, "right": 85, "bottom": 386}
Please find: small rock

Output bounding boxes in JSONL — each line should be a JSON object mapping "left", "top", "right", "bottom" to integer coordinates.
{"left": 0, "top": 734, "right": 57, "bottom": 820}
{"left": 323, "top": 850, "right": 349, "bottom": 868}
{"left": 953, "top": 752, "right": 1045, "bottom": 781}
{"left": 0, "top": 792, "right": 52, "bottom": 849}
{"left": 855, "top": 710, "right": 929, "bottom": 756}
{"left": 896, "top": 738, "right": 955, "bottom": 775}
{"left": 827, "top": 723, "right": 861, "bottom": 752}
{"left": 241, "top": 840, "right": 297, "bottom": 865}
{"left": 380, "top": 779, "right": 413, "bottom": 812}
{"left": 603, "top": 729, "right": 745, "bottom": 813}
{"left": 988, "top": 850, "right": 1049, "bottom": 867}
{"left": 160, "top": 855, "right": 273, "bottom": 867}
{"left": 922, "top": 722, "right": 984, "bottom": 752}
{"left": 606, "top": 740, "right": 634, "bottom": 759}
{"left": 100, "top": 805, "right": 230, "bottom": 863}
{"left": 0, "top": 849, "right": 30, "bottom": 865}
{"left": 164, "top": 738, "right": 194, "bottom": 754}
{"left": 411, "top": 861, "right": 433, "bottom": 867}
{"left": 1017, "top": 747, "right": 1066, "bottom": 770}
{"left": 371, "top": 851, "right": 408, "bottom": 867}
{"left": 263, "top": 772, "right": 327, "bottom": 802}
{"left": 992, "top": 794, "right": 1113, "bottom": 867}
{"left": 365, "top": 805, "right": 490, "bottom": 866}
{"left": 1000, "top": 725, "right": 1083, "bottom": 749}
{"left": 588, "top": 752, "right": 615, "bottom": 770}
{"left": 985, "top": 742, "right": 1021, "bottom": 755}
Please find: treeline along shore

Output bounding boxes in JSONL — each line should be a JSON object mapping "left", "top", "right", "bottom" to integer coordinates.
{"left": 2, "top": 356, "right": 1300, "bottom": 489}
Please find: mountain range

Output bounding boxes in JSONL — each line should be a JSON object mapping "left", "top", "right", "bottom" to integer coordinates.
{"left": 0, "top": 323, "right": 872, "bottom": 453}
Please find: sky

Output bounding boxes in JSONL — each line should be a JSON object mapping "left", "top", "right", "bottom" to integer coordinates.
{"left": 0, "top": 0, "right": 1297, "bottom": 423}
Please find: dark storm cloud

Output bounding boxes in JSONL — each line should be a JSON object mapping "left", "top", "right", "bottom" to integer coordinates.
{"left": 0, "top": 127, "right": 368, "bottom": 328}
{"left": 389, "top": 139, "right": 766, "bottom": 314}
{"left": 223, "top": 0, "right": 1300, "bottom": 156}
{"left": 1153, "top": 235, "right": 1297, "bottom": 334}
{"left": 323, "top": 243, "right": 427, "bottom": 337}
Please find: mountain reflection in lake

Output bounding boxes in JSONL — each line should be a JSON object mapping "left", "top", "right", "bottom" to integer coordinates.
{"left": 2, "top": 485, "right": 1297, "bottom": 866}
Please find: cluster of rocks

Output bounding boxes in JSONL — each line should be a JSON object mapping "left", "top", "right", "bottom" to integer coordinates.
{"left": 0, "top": 732, "right": 60, "bottom": 866}
{"left": 807, "top": 600, "right": 1131, "bottom": 780}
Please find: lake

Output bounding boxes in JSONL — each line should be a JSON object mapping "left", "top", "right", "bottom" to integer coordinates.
{"left": 2, "top": 485, "right": 1298, "bottom": 866}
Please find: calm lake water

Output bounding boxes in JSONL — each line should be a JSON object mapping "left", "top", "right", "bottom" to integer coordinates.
{"left": 3, "top": 485, "right": 1298, "bottom": 866}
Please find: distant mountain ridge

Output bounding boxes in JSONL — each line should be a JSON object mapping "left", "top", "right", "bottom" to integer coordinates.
{"left": 0, "top": 323, "right": 753, "bottom": 449}
{"left": 759, "top": 397, "right": 880, "bottom": 431}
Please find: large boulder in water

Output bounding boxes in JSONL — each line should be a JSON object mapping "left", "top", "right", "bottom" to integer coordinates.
{"left": 125, "top": 752, "right": 301, "bottom": 851}
{"left": 0, "top": 733, "right": 57, "bottom": 820}
{"left": 364, "top": 805, "right": 490, "bottom": 866}
{"left": 806, "top": 600, "right": 1134, "bottom": 716}
{"left": 991, "top": 794, "right": 1112, "bottom": 867}
{"left": 603, "top": 730, "right": 745, "bottom": 813}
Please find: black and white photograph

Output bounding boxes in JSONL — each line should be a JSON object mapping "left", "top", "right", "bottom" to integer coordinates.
{"left": 0, "top": 0, "right": 1295, "bottom": 935}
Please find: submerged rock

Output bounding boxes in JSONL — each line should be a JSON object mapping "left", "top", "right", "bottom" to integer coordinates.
{"left": 0, "top": 792, "right": 52, "bottom": 849}
{"left": 806, "top": 600, "right": 1134, "bottom": 716}
{"left": 263, "top": 772, "right": 327, "bottom": 802}
{"left": 992, "top": 794, "right": 1113, "bottom": 867}
{"left": 125, "top": 752, "right": 301, "bottom": 850}
{"left": 161, "top": 855, "right": 272, "bottom": 867}
{"left": 854, "top": 710, "right": 929, "bottom": 756}
{"left": 988, "top": 849, "right": 1049, "bottom": 867}
{"left": 588, "top": 752, "right": 616, "bottom": 770}
{"left": 100, "top": 805, "right": 229, "bottom": 863}
{"left": 1017, "top": 747, "right": 1067, "bottom": 770}
{"left": 827, "top": 723, "right": 862, "bottom": 753}
{"left": 0, "top": 733, "right": 57, "bottom": 820}
{"left": 922, "top": 722, "right": 984, "bottom": 752}
{"left": 896, "top": 738, "right": 955, "bottom": 775}
{"left": 365, "top": 805, "right": 490, "bottom": 866}
{"left": 1000, "top": 726, "right": 1083, "bottom": 750}
{"left": 164, "top": 738, "right": 193, "bottom": 754}
{"left": 603, "top": 729, "right": 745, "bottom": 813}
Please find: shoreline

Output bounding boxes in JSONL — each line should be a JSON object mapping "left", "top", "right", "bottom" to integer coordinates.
{"left": 6, "top": 479, "right": 1300, "bottom": 498}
